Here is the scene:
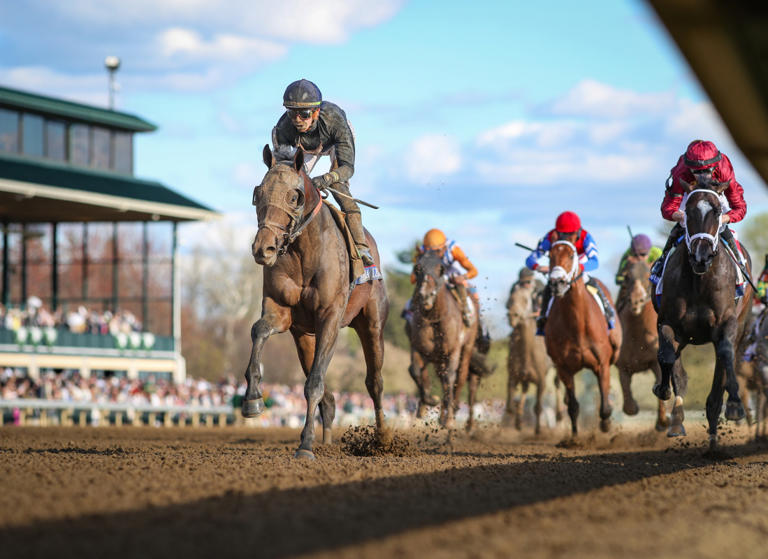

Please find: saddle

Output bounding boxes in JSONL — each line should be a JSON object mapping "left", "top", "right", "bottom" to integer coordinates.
{"left": 322, "top": 201, "right": 382, "bottom": 285}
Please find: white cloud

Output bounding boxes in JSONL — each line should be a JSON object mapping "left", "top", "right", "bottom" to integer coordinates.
{"left": 156, "top": 28, "right": 286, "bottom": 62}
{"left": 547, "top": 79, "right": 676, "bottom": 119}
{"left": 404, "top": 134, "right": 462, "bottom": 183}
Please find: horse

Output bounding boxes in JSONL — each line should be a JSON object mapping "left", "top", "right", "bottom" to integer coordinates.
{"left": 616, "top": 257, "right": 688, "bottom": 432}
{"left": 545, "top": 240, "right": 622, "bottom": 435}
{"left": 244, "top": 145, "right": 389, "bottom": 459}
{"left": 654, "top": 183, "right": 753, "bottom": 450}
{"left": 505, "top": 279, "right": 561, "bottom": 434}
{"left": 751, "top": 308, "right": 768, "bottom": 439}
{"left": 408, "top": 249, "right": 478, "bottom": 429}
{"left": 406, "top": 321, "right": 495, "bottom": 429}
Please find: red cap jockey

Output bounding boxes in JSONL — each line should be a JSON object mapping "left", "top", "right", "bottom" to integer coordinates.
{"left": 661, "top": 140, "right": 746, "bottom": 223}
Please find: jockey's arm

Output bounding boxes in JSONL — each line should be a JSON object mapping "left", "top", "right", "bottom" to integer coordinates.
{"left": 525, "top": 236, "right": 551, "bottom": 271}
{"left": 325, "top": 109, "right": 356, "bottom": 183}
{"left": 451, "top": 245, "right": 477, "bottom": 280}
{"left": 648, "top": 246, "right": 662, "bottom": 263}
{"left": 581, "top": 232, "right": 599, "bottom": 273}
{"left": 615, "top": 250, "right": 630, "bottom": 285}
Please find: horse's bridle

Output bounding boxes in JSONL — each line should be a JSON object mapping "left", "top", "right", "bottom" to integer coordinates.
{"left": 253, "top": 165, "right": 323, "bottom": 256}
{"left": 549, "top": 240, "right": 581, "bottom": 294}
{"left": 414, "top": 252, "right": 446, "bottom": 314}
{"left": 683, "top": 188, "right": 723, "bottom": 253}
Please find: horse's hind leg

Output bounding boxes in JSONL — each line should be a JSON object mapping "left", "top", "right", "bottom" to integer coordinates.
{"left": 667, "top": 359, "right": 686, "bottom": 437}
{"left": 654, "top": 324, "right": 677, "bottom": 401}
{"left": 291, "top": 329, "right": 335, "bottom": 444}
{"left": 243, "top": 300, "right": 291, "bottom": 418}
{"left": 352, "top": 294, "right": 387, "bottom": 433}
{"left": 466, "top": 373, "right": 479, "bottom": 432}
{"left": 534, "top": 379, "right": 543, "bottom": 435}
{"left": 619, "top": 366, "right": 639, "bottom": 416}
{"left": 558, "top": 368, "right": 579, "bottom": 436}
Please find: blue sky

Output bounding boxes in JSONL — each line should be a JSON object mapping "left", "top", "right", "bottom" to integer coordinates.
{"left": 2, "top": 0, "right": 766, "bottom": 333}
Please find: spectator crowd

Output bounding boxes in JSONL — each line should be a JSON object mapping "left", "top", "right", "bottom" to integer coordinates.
{"left": 1, "top": 296, "right": 145, "bottom": 337}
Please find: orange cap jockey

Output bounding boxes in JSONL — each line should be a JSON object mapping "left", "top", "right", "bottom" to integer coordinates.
{"left": 411, "top": 229, "right": 478, "bottom": 283}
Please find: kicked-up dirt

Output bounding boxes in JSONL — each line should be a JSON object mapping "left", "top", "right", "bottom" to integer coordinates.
{"left": 1, "top": 421, "right": 767, "bottom": 559}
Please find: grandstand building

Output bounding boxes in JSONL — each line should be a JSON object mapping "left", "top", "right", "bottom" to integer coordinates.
{"left": 0, "top": 85, "right": 217, "bottom": 383}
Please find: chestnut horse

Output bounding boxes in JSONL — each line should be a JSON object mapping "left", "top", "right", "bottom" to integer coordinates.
{"left": 616, "top": 257, "right": 688, "bottom": 432}
{"left": 245, "top": 145, "right": 388, "bottom": 459}
{"left": 545, "top": 240, "right": 622, "bottom": 435}
{"left": 654, "top": 183, "right": 752, "bottom": 450}
{"left": 408, "top": 250, "right": 478, "bottom": 429}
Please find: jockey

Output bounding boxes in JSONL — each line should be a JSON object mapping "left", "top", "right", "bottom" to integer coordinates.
{"left": 411, "top": 228, "right": 479, "bottom": 326}
{"left": 650, "top": 140, "right": 747, "bottom": 290}
{"left": 509, "top": 267, "right": 546, "bottom": 314}
{"left": 272, "top": 79, "right": 374, "bottom": 267}
{"left": 526, "top": 211, "right": 615, "bottom": 335}
{"left": 757, "top": 254, "right": 768, "bottom": 304}
{"left": 615, "top": 234, "right": 662, "bottom": 312}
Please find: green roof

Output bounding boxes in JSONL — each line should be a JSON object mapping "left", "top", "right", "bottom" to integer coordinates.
{"left": 0, "top": 152, "right": 217, "bottom": 222}
{"left": 0, "top": 85, "right": 157, "bottom": 132}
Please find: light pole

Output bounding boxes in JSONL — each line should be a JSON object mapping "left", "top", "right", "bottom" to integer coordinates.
{"left": 105, "top": 56, "right": 120, "bottom": 109}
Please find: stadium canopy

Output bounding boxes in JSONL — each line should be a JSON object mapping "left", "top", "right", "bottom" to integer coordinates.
{"left": 649, "top": 0, "right": 768, "bottom": 187}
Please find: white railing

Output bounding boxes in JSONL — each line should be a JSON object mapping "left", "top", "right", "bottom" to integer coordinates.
{"left": 0, "top": 398, "right": 236, "bottom": 428}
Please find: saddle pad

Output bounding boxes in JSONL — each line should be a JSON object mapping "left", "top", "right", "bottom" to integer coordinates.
{"left": 585, "top": 283, "right": 606, "bottom": 314}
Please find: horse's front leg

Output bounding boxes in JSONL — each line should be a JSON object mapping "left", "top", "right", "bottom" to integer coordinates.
{"left": 296, "top": 310, "right": 344, "bottom": 459}
{"left": 653, "top": 324, "right": 678, "bottom": 401}
{"left": 242, "top": 299, "right": 291, "bottom": 417}
{"left": 439, "top": 352, "right": 461, "bottom": 429}
{"left": 595, "top": 363, "right": 613, "bottom": 433}
{"left": 650, "top": 359, "right": 669, "bottom": 432}
{"left": 667, "top": 359, "right": 687, "bottom": 436}
{"left": 718, "top": 326, "right": 746, "bottom": 422}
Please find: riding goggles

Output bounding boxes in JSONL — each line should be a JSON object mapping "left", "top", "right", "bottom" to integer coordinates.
{"left": 288, "top": 108, "right": 315, "bottom": 119}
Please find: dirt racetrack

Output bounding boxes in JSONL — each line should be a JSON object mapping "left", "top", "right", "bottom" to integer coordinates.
{"left": 1, "top": 422, "right": 767, "bottom": 559}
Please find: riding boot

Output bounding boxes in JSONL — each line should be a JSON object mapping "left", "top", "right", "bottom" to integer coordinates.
{"left": 650, "top": 223, "right": 684, "bottom": 283}
{"left": 344, "top": 211, "right": 375, "bottom": 267}
{"left": 721, "top": 227, "right": 746, "bottom": 296}
{"left": 587, "top": 277, "right": 615, "bottom": 329}
{"left": 455, "top": 283, "right": 471, "bottom": 326}
{"left": 536, "top": 283, "right": 553, "bottom": 336}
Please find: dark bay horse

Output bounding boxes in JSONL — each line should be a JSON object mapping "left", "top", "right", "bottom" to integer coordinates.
{"left": 408, "top": 250, "right": 478, "bottom": 429}
{"left": 506, "top": 279, "right": 560, "bottom": 434}
{"left": 245, "top": 145, "right": 388, "bottom": 459}
{"left": 616, "top": 257, "right": 688, "bottom": 432}
{"left": 545, "top": 240, "right": 622, "bottom": 435}
{"left": 654, "top": 185, "right": 752, "bottom": 450}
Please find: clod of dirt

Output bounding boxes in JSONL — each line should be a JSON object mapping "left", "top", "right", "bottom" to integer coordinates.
{"left": 340, "top": 426, "right": 417, "bottom": 457}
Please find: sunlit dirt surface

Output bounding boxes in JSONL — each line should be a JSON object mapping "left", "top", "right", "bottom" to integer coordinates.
{"left": 1, "top": 422, "right": 767, "bottom": 559}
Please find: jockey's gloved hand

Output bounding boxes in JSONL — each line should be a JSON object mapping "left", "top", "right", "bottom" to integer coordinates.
{"left": 311, "top": 171, "right": 340, "bottom": 191}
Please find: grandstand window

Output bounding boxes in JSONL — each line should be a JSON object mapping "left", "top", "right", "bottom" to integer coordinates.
{"left": 0, "top": 108, "right": 20, "bottom": 153}
{"left": 113, "top": 131, "right": 132, "bottom": 174}
{"left": 45, "top": 120, "right": 66, "bottom": 161}
{"left": 91, "top": 126, "right": 110, "bottom": 170}
{"left": 69, "top": 123, "right": 89, "bottom": 166}
{"left": 21, "top": 113, "right": 44, "bottom": 157}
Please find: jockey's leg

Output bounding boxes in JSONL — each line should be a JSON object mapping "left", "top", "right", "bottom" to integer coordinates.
{"left": 651, "top": 222, "right": 684, "bottom": 281}
{"left": 721, "top": 227, "right": 746, "bottom": 296}
{"left": 332, "top": 181, "right": 374, "bottom": 267}
{"left": 455, "top": 282, "right": 471, "bottom": 326}
{"left": 536, "top": 283, "right": 553, "bottom": 336}
{"left": 586, "top": 276, "right": 615, "bottom": 329}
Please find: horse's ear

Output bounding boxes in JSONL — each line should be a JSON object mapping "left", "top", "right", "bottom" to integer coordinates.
{"left": 263, "top": 145, "right": 274, "bottom": 168}
{"left": 678, "top": 177, "right": 695, "bottom": 193}
{"left": 293, "top": 149, "right": 304, "bottom": 173}
{"left": 711, "top": 179, "right": 729, "bottom": 195}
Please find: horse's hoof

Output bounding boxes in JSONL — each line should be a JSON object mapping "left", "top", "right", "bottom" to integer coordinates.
{"left": 425, "top": 395, "right": 440, "bottom": 407}
{"left": 725, "top": 401, "right": 746, "bottom": 422}
{"left": 667, "top": 424, "right": 686, "bottom": 437}
{"left": 623, "top": 400, "right": 639, "bottom": 416}
{"left": 294, "top": 449, "right": 316, "bottom": 460}
{"left": 652, "top": 383, "right": 672, "bottom": 401}
{"left": 654, "top": 419, "right": 669, "bottom": 432}
{"left": 242, "top": 398, "right": 265, "bottom": 418}
{"left": 599, "top": 418, "right": 611, "bottom": 433}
